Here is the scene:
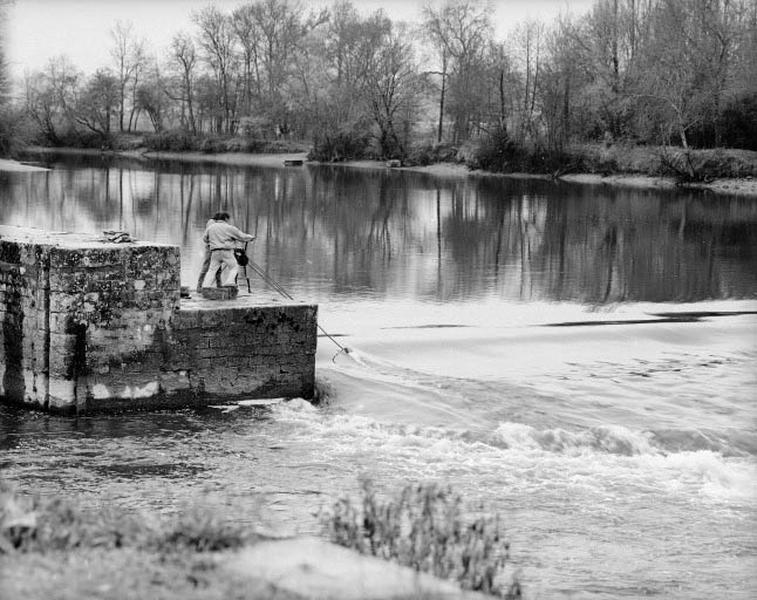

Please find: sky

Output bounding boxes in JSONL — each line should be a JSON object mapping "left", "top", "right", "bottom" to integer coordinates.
{"left": 5, "top": 0, "right": 595, "bottom": 79}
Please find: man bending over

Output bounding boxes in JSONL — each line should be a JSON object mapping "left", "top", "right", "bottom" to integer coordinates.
{"left": 201, "top": 212, "right": 255, "bottom": 288}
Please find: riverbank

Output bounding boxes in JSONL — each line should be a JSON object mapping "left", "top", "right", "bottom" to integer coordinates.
{"left": 560, "top": 172, "right": 757, "bottom": 196}
{"left": 0, "top": 480, "right": 503, "bottom": 600}
{"left": 0, "top": 158, "right": 49, "bottom": 172}
{"left": 10, "top": 146, "right": 757, "bottom": 197}
{"left": 2, "top": 542, "right": 491, "bottom": 600}
{"left": 326, "top": 155, "right": 757, "bottom": 196}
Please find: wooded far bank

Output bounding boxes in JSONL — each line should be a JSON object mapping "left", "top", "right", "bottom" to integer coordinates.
{"left": 1, "top": 0, "right": 756, "bottom": 182}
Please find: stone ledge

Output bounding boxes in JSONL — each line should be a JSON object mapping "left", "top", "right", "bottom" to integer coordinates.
{"left": 224, "top": 537, "right": 492, "bottom": 600}
{"left": 1, "top": 226, "right": 317, "bottom": 412}
{"left": 200, "top": 286, "right": 239, "bottom": 300}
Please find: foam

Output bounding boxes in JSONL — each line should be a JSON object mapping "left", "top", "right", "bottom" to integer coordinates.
{"left": 270, "top": 406, "right": 757, "bottom": 503}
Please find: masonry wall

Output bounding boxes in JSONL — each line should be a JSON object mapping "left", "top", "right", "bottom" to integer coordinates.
{"left": 80, "top": 303, "right": 317, "bottom": 412}
{"left": 167, "top": 305, "right": 317, "bottom": 401}
{"left": 0, "top": 226, "right": 317, "bottom": 414}
{"left": 0, "top": 235, "right": 51, "bottom": 408}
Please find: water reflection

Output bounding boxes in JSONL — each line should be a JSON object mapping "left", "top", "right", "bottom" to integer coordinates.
{"left": 2, "top": 154, "right": 756, "bottom": 304}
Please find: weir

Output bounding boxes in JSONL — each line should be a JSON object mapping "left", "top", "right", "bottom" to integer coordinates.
{"left": 0, "top": 225, "right": 317, "bottom": 414}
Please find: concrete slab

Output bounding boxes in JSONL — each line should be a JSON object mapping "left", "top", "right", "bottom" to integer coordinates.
{"left": 224, "top": 537, "right": 490, "bottom": 600}
{"left": 179, "top": 288, "right": 304, "bottom": 310}
{"left": 0, "top": 224, "right": 173, "bottom": 250}
{"left": 1, "top": 225, "right": 317, "bottom": 412}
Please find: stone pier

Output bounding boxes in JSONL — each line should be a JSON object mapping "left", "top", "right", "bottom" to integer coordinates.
{"left": 0, "top": 226, "right": 317, "bottom": 414}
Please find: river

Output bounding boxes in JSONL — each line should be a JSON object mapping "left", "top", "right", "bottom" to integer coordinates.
{"left": 1, "top": 153, "right": 756, "bottom": 598}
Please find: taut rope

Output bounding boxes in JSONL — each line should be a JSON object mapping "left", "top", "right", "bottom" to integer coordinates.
{"left": 245, "top": 258, "right": 351, "bottom": 362}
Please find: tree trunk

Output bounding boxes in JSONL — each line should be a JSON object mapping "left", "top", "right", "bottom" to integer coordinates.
{"left": 498, "top": 67, "right": 506, "bottom": 128}
{"left": 119, "top": 83, "right": 126, "bottom": 132}
{"left": 437, "top": 51, "right": 447, "bottom": 144}
{"left": 187, "top": 95, "right": 196, "bottom": 134}
{"left": 561, "top": 73, "right": 570, "bottom": 149}
{"left": 128, "top": 106, "right": 138, "bottom": 132}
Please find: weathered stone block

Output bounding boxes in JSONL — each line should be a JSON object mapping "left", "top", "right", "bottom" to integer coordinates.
{"left": 1, "top": 225, "right": 317, "bottom": 413}
{"left": 200, "top": 286, "right": 239, "bottom": 301}
{"left": 48, "top": 377, "right": 76, "bottom": 410}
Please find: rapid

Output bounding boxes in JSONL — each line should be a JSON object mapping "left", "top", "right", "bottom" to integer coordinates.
{"left": 1, "top": 155, "right": 756, "bottom": 598}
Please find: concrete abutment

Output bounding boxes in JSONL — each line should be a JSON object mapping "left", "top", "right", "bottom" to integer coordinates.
{"left": 0, "top": 226, "right": 317, "bottom": 414}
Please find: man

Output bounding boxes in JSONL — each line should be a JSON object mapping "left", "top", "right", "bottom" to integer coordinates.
{"left": 196, "top": 215, "right": 222, "bottom": 292}
{"left": 201, "top": 212, "right": 255, "bottom": 288}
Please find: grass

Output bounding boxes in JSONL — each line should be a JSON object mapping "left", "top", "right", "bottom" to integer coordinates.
{"left": 559, "top": 142, "right": 757, "bottom": 180}
{"left": 0, "top": 549, "right": 302, "bottom": 600}
{"left": 0, "top": 479, "right": 253, "bottom": 554}
{"left": 0, "top": 479, "right": 295, "bottom": 600}
{"left": 322, "top": 477, "right": 521, "bottom": 599}
{"left": 463, "top": 133, "right": 757, "bottom": 182}
{"left": 3, "top": 477, "right": 521, "bottom": 598}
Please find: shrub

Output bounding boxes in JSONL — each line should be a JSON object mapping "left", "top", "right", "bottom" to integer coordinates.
{"left": 142, "top": 130, "right": 199, "bottom": 152}
{"left": 43, "top": 128, "right": 108, "bottom": 150}
{"left": 0, "top": 106, "right": 18, "bottom": 157}
{"left": 653, "top": 147, "right": 757, "bottom": 182}
{"left": 655, "top": 147, "right": 713, "bottom": 183}
{"left": 199, "top": 136, "right": 222, "bottom": 153}
{"left": 406, "top": 142, "right": 459, "bottom": 167}
{"left": 308, "top": 129, "right": 372, "bottom": 162}
{"left": 139, "top": 131, "right": 308, "bottom": 155}
{"left": 469, "top": 130, "right": 587, "bottom": 176}
{"left": 0, "top": 480, "right": 251, "bottom": 554}
{"left": 323, "top": 477, "right": 521, "bottom": 598}
{"left": 718, "top": 94, "right": 757, "bottom": 151}
{"left": 1, "top": 480, "right": 151, "bottom": 552}
{"left": 238, "top": 116, "right": 272, "bottom": 139}
{"left": 222, "top": 137, "right": 266, "bottom": 153}
{"left": 156, "top": 506, "right": 249, "bottom": 552}
{"left": 468, "top": 127, "right": 518, "bottom": 172}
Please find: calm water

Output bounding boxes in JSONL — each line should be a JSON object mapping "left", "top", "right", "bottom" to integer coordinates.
{"left": 1, "top": 154, "right": 756, "bottom": 598}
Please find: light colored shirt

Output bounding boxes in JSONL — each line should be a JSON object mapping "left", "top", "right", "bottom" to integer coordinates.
{"left": 202, "top": 220, "right": 254, "bottom": 250}
{"left": 203, "top": 219, "right": 214, "bottom": 248}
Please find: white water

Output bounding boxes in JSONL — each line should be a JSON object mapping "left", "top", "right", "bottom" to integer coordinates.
{"left": 267, "top": 297, "right": 757, "bottom": 598}
{"left": 3, "top": 297, "right": 753, "bottom": 598}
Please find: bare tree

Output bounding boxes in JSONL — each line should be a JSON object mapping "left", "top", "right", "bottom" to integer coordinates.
{"left": 0, "top": 0, "right": 8, "bottom": 106}
{"left": 169, "top": 32, "right": 198, "bottom": 134}
{"left": 510, "top": 20, "right": 544, "bottom": 143}
{"left": 0, "top": 0, "right": 13, "bottom": 156}
{"left": 539, "top": 16, "right": 585, "bottom": 151}
{"left": 192, "top": 5, "right": 238, "bottom": 133}
{"left": 422, "top": 0, "right": 494, "bottom": 143}
{"left": 110, "top": 20, "right": 146, "bottom": 132}
{"left": 250, "top": 0, "right": 327, "bottom": 135}
{"left": 135, "top": 61, "right": 166, "bottom": 133}
{"left": 252, "top": 0, "right": 300, "bottom": 99}
{"left": 634, "top": 0, "right": 722, "bottom": 148}
{"left": 366, "top": 24, "right": 423, "bottom": 159}
{"left": 302, "top": 3, "right": 398, "bottom": 159}
{"left": 232, "top": 3, "right": 263, "bottom": 116}
{"left": 323, "top": 4, "right": 388, "bottom": 125}
{"left": 480, "top": 41, "right": 518, "bottom": 136}
{"left": 24, "top": 56, "right": 81, "bottom": 145}
{"left": 75, "top": 69, "right": 119, "bottom": 138}
{"left": 567, "top": 0, "right": 654, "bottom": 140}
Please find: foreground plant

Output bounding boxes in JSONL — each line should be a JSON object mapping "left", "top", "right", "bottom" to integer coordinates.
{"left": 323, "top": 477, "right": 521, "bottom": 598}
{"left": 0, "top": 480, "right": 251, "bottom": 554}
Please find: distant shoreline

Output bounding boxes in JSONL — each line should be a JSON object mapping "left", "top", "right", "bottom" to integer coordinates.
{"left": 0, "top": 158, "right": 49, "bottom": 172}
{"left": 8, "top": 147, "right": 757, "bottom": 197}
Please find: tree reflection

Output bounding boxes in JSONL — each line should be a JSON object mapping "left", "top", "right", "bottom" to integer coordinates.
{"left": 1, "top": 157, "right": 756, "bottom": 304}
